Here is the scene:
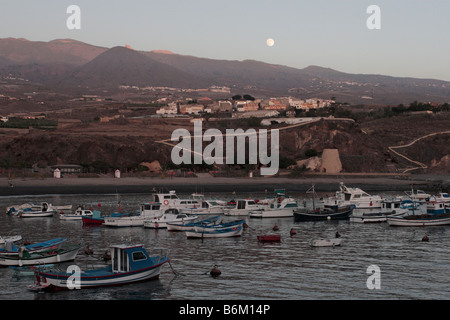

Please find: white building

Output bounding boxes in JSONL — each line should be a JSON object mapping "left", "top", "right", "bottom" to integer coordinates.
{"left": 156, "top": 102, "right": 178, "bottom": 115}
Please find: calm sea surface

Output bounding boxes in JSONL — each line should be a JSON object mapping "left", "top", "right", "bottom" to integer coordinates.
{"left": 0, "top": 191, "right": 449, "bottom": 300}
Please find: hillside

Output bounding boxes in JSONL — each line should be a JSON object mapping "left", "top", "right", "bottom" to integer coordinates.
{"left": 54, "top": 46, "right": 209, "bottom": 89}
{"left": 1, "top": 38, "right": 449, "bottom": 104}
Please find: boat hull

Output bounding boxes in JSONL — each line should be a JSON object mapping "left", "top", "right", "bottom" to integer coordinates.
{"left": 0, "top": 245, "right": 81, "bottom": 266}
{"left": 294, "top": 206, "right": 354, "bottom": 222}
{"left": 186, "top": 225, "right": 243, "bottom": 238}
{"left": 257, "top": 235, "right": 281, "bottom": 242}
{"left": 144, "top": 215, "right": 197, "bottom": 229}
{"left": 104, "top": 217, "right": 144, "bottom": 227}
{"left": 350, "top": 209, "right": 408, "bottom": 223}
{"left": 387, "top": 213, "right": 450, "bottom": 227}
{"left": 249, "top": 208, "right": 295, "bottom": 218}
{"left": 35, "top": 261, "right": 168, "bottom": 291}
{"left": 310, "top": 238, "right": 342, "bottom": 247}
{"left": 82, "top": 216, "right": 105, "bottom": 226}
{"left": 19, "top": 211, "right": 55, "bottom": 218}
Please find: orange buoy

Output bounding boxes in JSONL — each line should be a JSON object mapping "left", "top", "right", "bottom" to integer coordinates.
{"left": 290, "top": 228, "right": 296, "bottom": 236}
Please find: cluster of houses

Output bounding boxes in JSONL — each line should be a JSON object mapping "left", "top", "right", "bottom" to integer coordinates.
{"left": 156, "top": 96, "right": 335, "bottom": 118}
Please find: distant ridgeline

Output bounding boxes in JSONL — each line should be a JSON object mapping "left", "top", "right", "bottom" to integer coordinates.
{"left": 0, "top": 117, "right": 58, "bottom": 129}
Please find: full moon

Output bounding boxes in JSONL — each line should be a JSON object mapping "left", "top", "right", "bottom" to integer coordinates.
{"left": 266, "top": 38, "right": 275, "bottom": 47}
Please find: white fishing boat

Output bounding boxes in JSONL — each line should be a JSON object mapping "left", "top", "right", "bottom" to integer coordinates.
{"left": 144, "top": 209, "right": 197, "bottom": 229}
{"left": 322, "top": 182, "right": 382, "bottom": 209}
{"left": 406, "top": 186, "right": 431, "bottom": 202}
{"left": 350, "top": 199, "right": 409, "bottom": 223}
{"left": 185, "top": 220, "right": 244, "bottom": 238}
{"left": 59, "top": 208, "right": 94, "bottom": 221}
{"left": 310, "top": 238, "right": 342, "bottom": 247}
{"left": 224, "top": 199, "right": 266, "bottom": 216}
{"left": 249, "top": 197, "right": 299, "bottom": 218}
{"left": 180, "top": 200, "right": 226, "bottom": 215}
{"left": 0, "top": 235, "right": 22, "bottom": 247}
{"left": 427, "top": 193, "right": 450, "bottom": 204}
{"left": 0, "top": 243, "right": 81, "bottom": 267}
{"left": 151, "top": 190, "right": 200, "bottom": 210}
{"left": 103, "top": 202, "right": 163, "bottom": 227}
{"left": 16, "top": 203, "right": 56, "bottom": 218}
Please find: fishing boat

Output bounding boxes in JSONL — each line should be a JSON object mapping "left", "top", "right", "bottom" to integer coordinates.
{"left": 60, "top": 208, "right": 94, "bottom": 221}
{"left": 151, "top": 190, "right": 201, "bottom": 210}
{"left": 322, "top": 182, "right": 382, "bottom": 209}
{"left": 166, "top": 215, "right": 221, "bottom": 232}
{"left": 0, "top": 243, "right": 81, "bottom": 267}
{"left": 400, "top": 199, "right": 421, "bottom": 210}
{"left": 350, "top": 199, "right": 409, "bottom": 223}
{"left": 104, "top": 202, "right": 162, "bottom": 227}
{"left": 257, "top": 235, "right": 281, "bottom": 242}
{"left": 387, "top": 202, "right": 450, "bottom": 227}
{"left": 10, "top": 264, "right": 55, "bottom": 276}
{"left": 144, "top": 209, "right": 197, "bottom": 229}
{"left": 294, "top": 185, "right": 355, "bottom": 221}
{"left": 188, "top": 220, "right": 245, "bottom": 233}
{"left": 180, "top": 200, "right": 226, "bottom": 215}
{"left": 16, "top": 202, "right": 56, "bottom": 218}
{"left": 6, "top": 203, "right": 33, "bottom": 215}
{"left": 185, "top": 221, "right": 244, "bottom": 238}
{"left": 0, "top": 238, "right": 67, "bottom": 256}
{"left": 0, "top": 235, "right": 22, "bottom": 247}
{"left": 310, "top": 238, "right": 342, "bottom": 247}
{"left": 294, "top": 205, "right": 354, "bottom": 221}
{"left": 224, "top": 199, "right": 266, "bottom": 216}
{"left": 407, "top": 187, "right": 431, "bottom": 202}
{"left": 249, "top": 194, "right": 299, "bottom": 218}
{"left": 29, "top": 244, "right": 170, "bottom": 291}
{"left": 427, "top": 193, "right": 450, "bottom": 204}
{"left": 82, "top": 210, "right": 104, "bottom": 226}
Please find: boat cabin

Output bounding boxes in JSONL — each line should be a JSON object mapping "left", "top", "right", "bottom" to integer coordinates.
{"left": 110, "top": 244, "right": 151, "bottom": 273}
{"left": 140, "top": 202, "right": 164, "bottom": 218}
{"left": 426, "top": 202, "right": 449, "bottom": 215}
{"left": 381, "top": 199, "right": 402, "bottom": 210}
{"left": 152, "top": 191, "right": 179, "bottom": 206}
{"left": 235, "top": 199, "right": 260, "bottom": 210}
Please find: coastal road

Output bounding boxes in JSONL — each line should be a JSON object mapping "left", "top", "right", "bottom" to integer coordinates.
{"left": 388, "top": 130, "right": 450, "bottom": 173}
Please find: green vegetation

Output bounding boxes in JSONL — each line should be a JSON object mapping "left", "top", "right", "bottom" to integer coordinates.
{"left": 0, "top": 117, "right": 57, "bottom": 129}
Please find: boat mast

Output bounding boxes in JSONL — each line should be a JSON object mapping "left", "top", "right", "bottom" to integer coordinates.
{"left": 306, "top": 185, "right": 316, "bottom": 211}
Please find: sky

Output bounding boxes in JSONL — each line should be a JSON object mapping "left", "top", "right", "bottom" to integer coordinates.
{"left": 1, "top": 0, "right": 450, "bottom": 81}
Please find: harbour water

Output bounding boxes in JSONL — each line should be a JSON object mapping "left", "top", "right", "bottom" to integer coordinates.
{"left": 1, "top": 191, "right": 450, "bottom": 300}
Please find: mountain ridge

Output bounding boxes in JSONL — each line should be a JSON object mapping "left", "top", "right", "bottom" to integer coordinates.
{"left": 0, "top": 38, "right": 449, "bottom": 104}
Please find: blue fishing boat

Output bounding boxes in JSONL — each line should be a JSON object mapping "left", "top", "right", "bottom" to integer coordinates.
{"left": 166, "top": 215, "right": 221, "bottom": 231}
{"left": 387, "top": 202, "right": 450, "bottom": 227}
{"left": 185, "top": 220, "right": 244, "bottom": 238}
{"left": 30, "top": 244, "right": 170, "bottom": 291}
{"left": 0, "top": 238, "right": 67, "bottom": 256}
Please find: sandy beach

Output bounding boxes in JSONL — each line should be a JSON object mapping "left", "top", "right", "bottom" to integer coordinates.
{"left": 1, "top": 173, "right": 448, "bottom": 196}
